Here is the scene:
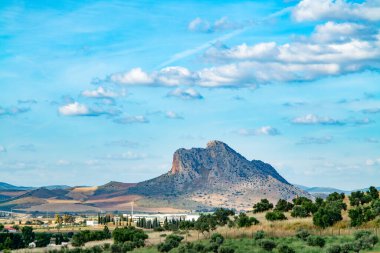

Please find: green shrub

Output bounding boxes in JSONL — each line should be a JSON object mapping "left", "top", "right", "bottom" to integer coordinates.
{"left": 340, "top": 243, "right": 352, "bottom": 253}
{"left": 210, "top": 233, "right": 224, "bottom": 245}
{"left": 254, "top": 230, "right": 265, "bottom": 240}
{"left": 235, "top": 213, "right": 259, "bottom": 227}
{"left": 218, "top": 246, "right": 235, "bottom": 253}
{"left": 295, "top": 229, "right": 310, "bottom": 241}
{"left": 277, "top": 245, "right": 295, "bottom": 253}
{"left": 274, "top": 199, "right": 294, "bottom": 212}
{"left": 307, "top": 236, "right": 325, "bottom": 247}
{"left": 291, "top": 206, "right": 309, "bottom": 218}
{"left": 258, "top": 239, "right": 276, "bottom": 251}
{"left": 354, "top": 230, "right": 372, "bottom": 240}
{"left": 326, "top": 244, "right": 341, "bottom": 253}
{"left": 111, "top": 243, "right": 122, "bottom": 253}
{"left": 265, "top": 211, "right": 287, "bottom": 221}
{"left": 253, "top": 199, "right": 274, "bottom": 213}
{"left": 157, "top": 234, "right": 184, "bottom": 252}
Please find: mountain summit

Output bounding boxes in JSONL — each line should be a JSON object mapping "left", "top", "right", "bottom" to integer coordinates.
{"left": 0, "top": 141, "right": 310, "bottom": 212}
{"left": 128, "top": 140, "right": 309, "bottom": 210}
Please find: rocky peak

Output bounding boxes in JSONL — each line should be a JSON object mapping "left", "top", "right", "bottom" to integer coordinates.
{"left": 206, "top": 140, "right": 228, "bottom": 149}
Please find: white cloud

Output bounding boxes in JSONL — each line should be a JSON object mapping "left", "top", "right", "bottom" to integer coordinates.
{"left": 154, "top": 66, "right": 194, "bottom": 86}
{"left": 167, "top": 88, "right": 203, "bottom": 100}
{"left": 105, "top": 151, "right": 147, "bottom": 160}
{"left": 0, "top": 145, "right": 6, "bottom": 153}
{"left": 237, "top": 126, "right": 281, "bottom": 136}
{"left": 58, "top": 102, "right": 120, "bottom": 117}
{"left": 205, "top": 42, "right": 278, "bottom": 60}
{"left": 110, "top": 68, "right": 153, "bottom": 85}
{"left": 58, "top": 102, "right": 90, "bottom": 116}
{"left": 311, "top": 21, "right": 370, "bottom": 43}
{"left": 188, "top": 17, "right": 210, "bottom": 32}
{"left": 108, "top": 20, "right": 380, "bottom": 88}
{"left": 366, "top": 158, "right": 380, "bottom": 166}
{"left": 81, "top": 86, "right": 119, "bottom": 98}
{"left": 292, "top": 114, "right": 344, "bottom": 125}
{"left": 188, "top": 16, "right": 239, "bottom": 33}
{"left": 113, "top": 115, "right": 149, "bottom": 124}
{"left": 292, "top": 0, "right": 380, "bottom": 22}
{"left": 166, "top": 111, "right": 183, "bottom": 119}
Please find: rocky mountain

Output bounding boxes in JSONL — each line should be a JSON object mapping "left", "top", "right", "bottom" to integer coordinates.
{"left": 0, "top": 141, "right": 311, "bottom": 212}
{"left": 128, "top": 140, "right": 310, "bottom": 210}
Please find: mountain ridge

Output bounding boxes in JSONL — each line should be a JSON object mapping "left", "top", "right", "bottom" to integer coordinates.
{"left": 1, "top": 140, "right": 311, "bottom": 212}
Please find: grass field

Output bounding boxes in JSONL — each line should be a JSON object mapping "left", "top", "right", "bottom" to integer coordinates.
{"left": 132, "top": 235, "right": 380, "bottom": 253}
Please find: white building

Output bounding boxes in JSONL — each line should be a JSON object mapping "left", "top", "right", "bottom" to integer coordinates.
{"left": 86, "top": 220, "right": 99, "bottom": 226}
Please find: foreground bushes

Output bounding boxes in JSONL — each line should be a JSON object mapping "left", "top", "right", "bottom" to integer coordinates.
{"left": 157, "top": 234, "right": 184, "bottom": 252}
{"left": 72, "top": 226, "right": 111, "bottom": 247}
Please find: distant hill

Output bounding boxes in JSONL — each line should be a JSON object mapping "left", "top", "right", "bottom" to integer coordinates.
{"left": 0, "top": 182, "right": 32, "bottom": 190}
{"left": 294, "top": 185, "right": 348, "bottom": 194}
{"left": 295, "top": 185, "right": 380, "bottom": 195}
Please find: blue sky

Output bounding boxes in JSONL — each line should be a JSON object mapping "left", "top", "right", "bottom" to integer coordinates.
{"left": 1, "top": 0, "right": 380, "bottom": 189}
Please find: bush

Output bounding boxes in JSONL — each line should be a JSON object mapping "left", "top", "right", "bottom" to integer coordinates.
{"left": 307, "top": 236, "right": 325, "bottom": 247}
{"left": 277, "top": 245, "right": 295, "bottom": 253}
{"left": 258, "top": 239, "right": 276, "bottom": 251}
{"left": 253, "top": 199, "right": 274, "bottom": 213}
{"left": 354, "top": 230, "right": 372, "bottom": 240}
{"left": 112, "top": 227, "right": 148, "bottom": 245}
{"left": 340, "top": 243, "right": 352, "bottom": 253}
{"left": 157, "top": 234, "right": 184, "bottom": 252}
{"left": 254, "top": 230, "right": 265, "bottom": 240}
{"left": 291, "top": 206, "right": 309, "bottom": 218}
{"left": 326, "top": 244, "right": 341, "bottom": 253}
{"left": 295, "top": 229, "right": 310, "bottom": 241}
{"left": 313, "top": 205, "right": 343, "bottom": 228}
{"left": 218, "top": 246, "right": 235, "bottom": 253}
{"left": 210, "top": 233, "right": 224, "bottom": 245}
{"left": 265, "top": 211, "right": 287, "bottom": 221}
{"left": 274, "top": 199, "right": 294, "bottom": 212}
{"left": 194, "top": 243, "right": 206, "bottom": 252}
{"left": 235, "top": 213, "right": 259, "bottom": 228}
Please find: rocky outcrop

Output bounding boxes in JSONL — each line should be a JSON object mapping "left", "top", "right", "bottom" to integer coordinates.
{"left": 128, "top": 141, "right": 311, "bottom": 209}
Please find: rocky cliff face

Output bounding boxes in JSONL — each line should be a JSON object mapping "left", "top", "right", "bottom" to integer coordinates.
{"left": 128, "top": 141, "right": 310, "bottom": 209}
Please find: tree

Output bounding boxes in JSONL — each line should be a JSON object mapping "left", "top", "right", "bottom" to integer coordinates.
{"left": 21, "top": 226, "right": 35, "bottom": 245}
{"left": 0, "top": 223, "right": 4, "bottom": 232}
{"left": 265, "top": 211, "right": 287, "bottom": 221}
{"left": 372, "top": 199, "right": 380, "bottom": 215}
{"left": 71, "top": 233, "right": 86, "bottom": 247}
{"left": 213, "top": 208, "right": 235, "bottom": 226}
{"left": 103, "top": 226, "right": 111, "bottom": 239}
{"left": 235, "top": 213, "right": 259, "bottom": 227}
{"left": 291, "top": 205, "right": 309, "bottom": 218}
{"left": 368, "top": 186, "right": 379, "bottom": 200}
{"left": 274, "top": 199, "right": 293, "bottom": 212}
{"left": 195, "top": 214, "right": 217, "bottom": 237}
{"left": 253, "top": 199, "right": 273, "bottom": 213}
{"left": 313, "top": 205, "right": 342, "bottom": 228}
{"left": 112, "top": 226, "right": 148, "bottom": 244}
{"left": 349, "top": 191, "right": 371, "bottom": 206}
{"left": 157, "top": 234, "right": 184, "bottom": 252}
{"left": 55, "top": 214, "right": 63, "bottom": 225}
{"left": 326, "top": 192, "right": 345, "bottom": 202}
{"left": 349, "top": 206, "right": 377, "bottom": 227}
{"left": 35, "top": 233, "right": 52, "bottom": 247}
